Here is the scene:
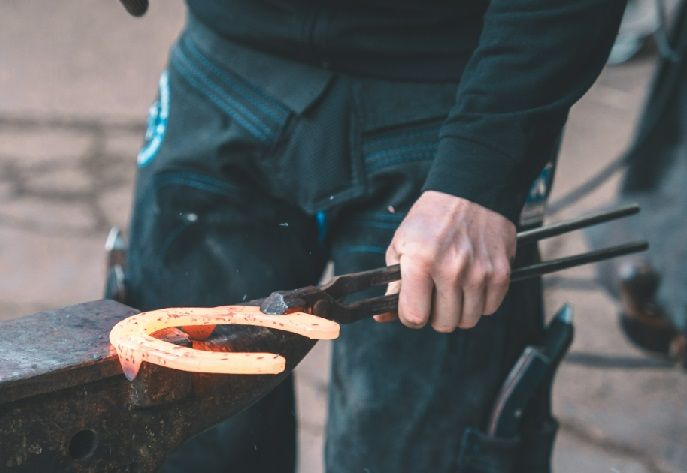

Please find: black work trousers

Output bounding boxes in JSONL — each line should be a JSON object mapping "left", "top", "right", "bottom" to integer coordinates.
{"left": 126, "top": 18, "right": 556, "bottom": 473}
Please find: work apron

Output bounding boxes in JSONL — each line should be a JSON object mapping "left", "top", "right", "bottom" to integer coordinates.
{"left": 126, "top": 13, "right": 558, "bottom": 473}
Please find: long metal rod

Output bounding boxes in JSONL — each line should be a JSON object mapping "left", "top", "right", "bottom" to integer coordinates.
{"left": 330, "top": 204, "right": 642, "bottom": 293}
{"left": 510, "top": 241, "right": 648, "bottom": 282}
{"left": 263, "top": 206, "right": 648, "bottom": 320}
{"left": 338, "top": 242, "right": 648, "bottom": 323}
{"left": 516, "top": 203, "right": 640, "bottom": 244}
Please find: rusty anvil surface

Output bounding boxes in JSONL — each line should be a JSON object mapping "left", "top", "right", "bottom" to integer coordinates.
{"left": 0, "top": 300, "right": 316, "bottom": 472}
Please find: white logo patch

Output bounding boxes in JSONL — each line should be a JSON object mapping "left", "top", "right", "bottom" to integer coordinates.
{"left": 137, "top": 71, "right": 170, "bottom": 168}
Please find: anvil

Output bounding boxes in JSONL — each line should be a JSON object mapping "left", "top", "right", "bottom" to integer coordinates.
{"left": 0, "top": 300, "right": 316, "bottom": 473}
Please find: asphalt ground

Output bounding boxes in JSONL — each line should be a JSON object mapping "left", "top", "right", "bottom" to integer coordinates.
{"left": 1, "top": 2, "right": 685, "bottom": 472}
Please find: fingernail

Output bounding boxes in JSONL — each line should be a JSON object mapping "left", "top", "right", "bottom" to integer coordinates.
{"left": 403, "top": 318, "right": 424, "bottom": 329}
{"left": 432, "top": 325, "right": 455, "bottom": 334}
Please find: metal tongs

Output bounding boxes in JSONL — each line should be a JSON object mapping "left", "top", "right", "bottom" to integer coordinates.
{"left": 260, "top": 204, "right": 647, "bottom": 324}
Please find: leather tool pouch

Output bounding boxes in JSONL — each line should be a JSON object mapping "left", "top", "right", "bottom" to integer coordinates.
{"left": 512, "top": 417, "right": 558, "bottom": 473}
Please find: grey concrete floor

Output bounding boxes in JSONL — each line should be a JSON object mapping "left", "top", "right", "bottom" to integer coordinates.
{"left": 1, "top": 2, "right": 686, "bottom": 472}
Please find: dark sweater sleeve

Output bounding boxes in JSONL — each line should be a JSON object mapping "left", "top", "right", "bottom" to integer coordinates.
{"left": 423, "top": 0, "right": 627, "bottom": 223}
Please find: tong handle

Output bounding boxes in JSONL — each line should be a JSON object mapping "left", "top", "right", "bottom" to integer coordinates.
{"left": 325, "top": 204, "right": 639, "bottom": 300}
{"left": 336, "top": 241, "right": 647, "bottom": 324}
{"left": 331, "top": 294, "right": 399, "bottom": 324}
{"left": 324, "top": 264, "right": 401, "bottom": 299}
{"left": 515, "top": 203, "right": 639, "bottom": 245}
{"left": 510, "top": 241, "right": 647, "bottom": 282}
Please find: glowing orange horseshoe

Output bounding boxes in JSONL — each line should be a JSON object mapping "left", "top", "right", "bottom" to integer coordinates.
{"left": 110, "top": 305, "right": 340, "bottom": 380}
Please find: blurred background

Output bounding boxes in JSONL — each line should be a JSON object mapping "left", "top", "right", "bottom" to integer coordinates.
{"left": 1, "top": 1, "right": 686, "bottom": 472}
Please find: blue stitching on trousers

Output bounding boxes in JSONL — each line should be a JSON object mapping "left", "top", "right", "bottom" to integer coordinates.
{"left": 172, "top": 48, "right": 272, "bottom": 140}
{"left": 172, "top": 48, "right": 273, "bottom": 142}
{"left": 155, "top": 173, "right": 240, "bottom": 199}
{"left": 182, "top": 39, "right": 289, "bottom": 127}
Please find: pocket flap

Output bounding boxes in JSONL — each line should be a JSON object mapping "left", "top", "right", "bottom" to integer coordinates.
{"left": 186, "top": 13, "right": 333, "bottom": 115}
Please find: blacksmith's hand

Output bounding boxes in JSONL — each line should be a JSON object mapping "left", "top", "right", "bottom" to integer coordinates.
{"left": 377, "top": 191, "right": 515, "bottom": 332}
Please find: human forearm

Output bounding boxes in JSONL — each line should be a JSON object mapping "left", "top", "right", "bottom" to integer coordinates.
{"left": 425, "top": 0, "right": 627, "bottom": 224}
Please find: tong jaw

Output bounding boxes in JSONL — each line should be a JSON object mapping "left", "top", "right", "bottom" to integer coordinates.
{"left": 260, "top": 287, "right": 397, "bottom": 325}
{"left": 260, "top": 286, "right": 327, "bottom": 316}
{"left": 260, "top": 265, "right": 403, "bottom": 324}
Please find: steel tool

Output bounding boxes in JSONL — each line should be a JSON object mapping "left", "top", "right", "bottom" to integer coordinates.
{"left": 261, "top": 204, "right": 648, "bottom": 323}
{"left": 457, "top": 305, "right": 574, "bottom": 471}
{"left": 486, "top": 304, "right": 574, "bottom": 438}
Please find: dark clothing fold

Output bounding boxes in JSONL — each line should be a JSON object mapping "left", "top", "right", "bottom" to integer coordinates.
{"left": 186, "top": 0, "right": 626, "bottom": 222}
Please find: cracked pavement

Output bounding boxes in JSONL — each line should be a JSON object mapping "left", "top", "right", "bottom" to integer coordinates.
{"left": 1, "top": 1, "right": 686, "bottom": 472}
